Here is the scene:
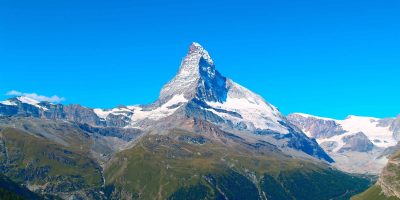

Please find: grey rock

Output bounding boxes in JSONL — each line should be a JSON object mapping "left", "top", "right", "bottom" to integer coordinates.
{"left": 287, "top": 113, "right": 346, "bottom": 139}
{"left": 338, "top": 132, "right": 374, "bottom": 153}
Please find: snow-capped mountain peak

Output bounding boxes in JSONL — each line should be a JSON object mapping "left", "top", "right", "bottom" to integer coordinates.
{"left": 0, "top": 99, "right": 17, "bottom": 106}
{"left": 0, "top": 96, "right": 49, "bottom": 110}
{"left": 0, "top": 43, "right": 334, "bottom": 163}
{"left": 188, "top": 42, "right": 213, "bottom": 65}
{"left": 158, "top": 42, "right": 223, "bottom": 104}
{"left": 17, "top": 96, "right": 40, "bottom": 105}
{"left": 155, "top": 42, "right": 289, "bottom": 133}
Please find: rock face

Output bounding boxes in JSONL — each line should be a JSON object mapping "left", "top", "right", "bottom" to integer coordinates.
{"left": 353, "top": 147, "right": 400, "bottom": 200}
{"left": 378, "top": 148, "right": 400, "bottom": 198}
{"left": 339, "top": 132, "right": 374, "bottom": 153}
{"left": 390, "top": 116, "right": 400, "bottom": 141}
{"left": 158, "top": 42, "right": 227, "bottom": 104}
{"left": 287, "top": 113, "right": 346, "bottom": 138}
{"left": 0, "top": 98, "right": 138, "bottom": 129}
{"left": 288, "top": 113, "right": 400, "bottom": 174}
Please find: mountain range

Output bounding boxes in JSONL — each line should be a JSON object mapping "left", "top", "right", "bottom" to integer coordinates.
{"left": 288, "top": 113, "right": 400, "bottom": 175}
{"left": 0, "top": 42, "right": 398, "bottom": 199}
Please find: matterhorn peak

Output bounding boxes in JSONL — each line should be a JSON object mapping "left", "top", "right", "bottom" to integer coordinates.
{"left": 188, "top": 42, "right": 204, "bottom": 53}
{"left": 156, "top": 42, "right": 286, "bottom": 133}
{"left": 187, "top": 42, "right": 213, "bottom": 65}
{"left": 158, "top": 42, "right": 223, "bottom": 103}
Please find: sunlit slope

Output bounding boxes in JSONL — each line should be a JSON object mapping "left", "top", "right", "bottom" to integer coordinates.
{"left": 105, "top": 129, "right": 371, "bottom": 200}
{"left": 0, "top": 127, "right": 104, "bottom": 199}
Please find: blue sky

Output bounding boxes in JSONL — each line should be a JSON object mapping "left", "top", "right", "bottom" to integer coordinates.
{"left": 0, "top": 0, "right": 399, "bottom": 119}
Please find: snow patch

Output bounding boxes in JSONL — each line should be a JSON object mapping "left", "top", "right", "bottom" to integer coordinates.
{"left": 339, "top": 116, "right": 396, "bottom": 148}
{"left": 93, "top": 109, "right": 111, "bottom": 119}
{"left": 0, "top": 100, "right": 17, "bottom": 106}
{"left": 206, "top": 81, "right": 288, "bottom": 134}
{"left": 18, "top": 96, "right": 40, "bottom": 105}
{"left": 158, "top": 42, "right": 214, "bottom": 103}
{"left": 299, "top": 114, "right": 398, "bottom": 152}
{"left": 17, "top": 96, "right": 48, "bottom": 111}
{"left": 130, "top": 94, "right": 187, "bottom": 121}
{"left": 94, "top": 107, "right": 133, "bottom": 120}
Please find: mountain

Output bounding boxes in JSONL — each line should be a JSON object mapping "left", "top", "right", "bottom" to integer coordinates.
{"left": 0, "top": 115, "right": 142, "bottom": 198}
{"left": 102, "top": 43, "right": 371, "bottom": 199}
{"left": 0, "top": 42, "right": 374, "bottom": 199}
{"left": 0, "top": 96, "right": 131, "bottom": 127}
{"left": 288, "top": 113, "right": 400, "bottom": 174}
{"left": 0, "top": 43, "right": 332, "bottom": 163}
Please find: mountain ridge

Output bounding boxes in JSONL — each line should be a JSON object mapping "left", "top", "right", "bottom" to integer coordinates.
{"left": 288, "top": 113, "right": 400, "bottom": 174}
{"left": 0, "top": 42, "right": 381, "bottom": 199}
{"left": 0, "top": 42, "right": 333, "bottom": 163}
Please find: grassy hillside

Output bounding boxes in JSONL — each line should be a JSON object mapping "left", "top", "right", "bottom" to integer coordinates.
{"left": 105, "top": 129, "right": 371, "bottom": 200}
{"left": 352, "top": 184, "right": 399, "bottom": 200}
{"left": 0, "top": 127, "right": 104, "bottom": 199}
{"left": 0, "top": 120, "right": 373, "bottom": 200}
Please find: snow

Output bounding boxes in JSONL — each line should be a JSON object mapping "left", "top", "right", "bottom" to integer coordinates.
{"left": 93, "top": 109, "right": 111, "bottom": 119}
{"left": 158, "top": 42, "right": 214, "bottom": 102}
{"left": 338, "top": 115, "right": 396, "bottom": 148}
{"left": 16, "top": 96, "right": 48, "bottom": 111}
{"left": 18, "top": 96, "right": 40, "bottom": 105}
{"left": 317, "top": 132, "right": 351, "bottom": 152}
{"left": 157, "top": 42, "right": 290, "bottom": 134}
{"left": 0, "top": 100, "right": 17, "bottom": 106}
{"left": 298, "top": 114, "right": 398, "bottom": 152}
{"left": 206, "top": 81, "right": 288, "bottom": 134}
{"left": 130, "top": 94, "right": 187, "bottom": 121}
{"left": 303, "top": 130, "right": 313, "bottom": 137}
{"left": 94, "top": 107, "right": 134, "bottom": 119}
{"left": 190, "top": 42, "right": 213, "bottom": 64}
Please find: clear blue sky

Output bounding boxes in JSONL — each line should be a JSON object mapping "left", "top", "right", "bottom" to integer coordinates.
{"left": 0, "top": 0, "right": 399, "bottom": 119}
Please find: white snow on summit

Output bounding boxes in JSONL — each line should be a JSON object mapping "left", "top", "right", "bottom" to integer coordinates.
{"left": 90, "top": 42, "right": 297, "bottom": 136}
{"left": 122, "top": 42, "right": 290, "bottom": 134}
{"left": 158, "top": 42, "right": 214, "bottom": 103}
{"left": 18, "top": 96, "right": 40, "bottom": 105}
